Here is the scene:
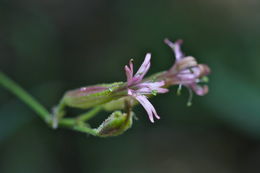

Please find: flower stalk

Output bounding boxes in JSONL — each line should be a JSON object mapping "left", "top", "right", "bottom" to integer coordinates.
{"left": 0, "top": 71, "right": 52, "bottom": 124}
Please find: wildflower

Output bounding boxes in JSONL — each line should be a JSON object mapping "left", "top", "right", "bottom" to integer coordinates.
{"left": 125, "top": 53, "right": 168, "bottom": 123}
{"left": 163, "top": 39, "right": 210, "bottom": 104}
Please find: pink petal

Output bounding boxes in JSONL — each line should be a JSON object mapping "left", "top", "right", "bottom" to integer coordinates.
{"left": 137, "top": 81, "right": 164, "bottom": 90}
{"left": 164, "top": 39, "right": 184, "bottom": 61}
{"left": 135, "top": 95, "right": 160, "bottom": 123}
{"left": 189, "top": 84, "right": 209, "bottom": 96}
{"left": 156, "top": 88, "right": 169, "bottom": 93}
{"left": 125, "top": 59, "right": 134, "bottom": 84}
{"left": 127, "top": 89, "right": 134, "bottom": 96}
{"left": 135, "top": 87, "right": 153, "bottom": 94}
{"left": 134, "top": 53, "right": 151, "bottom": 81}
{"left": 137, "top": 81, "right": 169, "bottom": 94}
{"left": 125, "top": 65, "right": 133, "bottom": 84}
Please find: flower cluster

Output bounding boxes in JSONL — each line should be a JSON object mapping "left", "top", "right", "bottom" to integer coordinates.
{"left": 120, "top": 39, "right": 210, "bottom": 121}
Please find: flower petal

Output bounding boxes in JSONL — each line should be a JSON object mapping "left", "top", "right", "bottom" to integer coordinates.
{"left": 134, "top": 53, "right": 151, "bottom": 82}
{"left": 125, "top": 59, "right": 134, "bottom": 84}
{"left": 164, "top": 39, "right": 184, "bottom": 61}
{"left": 138, "top": 81, "right": 165, "bottom": 89}
{"left": 134, "top": 95, "right": 160, "bottom": 123}
{"left": 189, "top": 84, "right": 209, "bottom": 96}
{"left": 136, "top": 81, "right": 169, "bottom": 94}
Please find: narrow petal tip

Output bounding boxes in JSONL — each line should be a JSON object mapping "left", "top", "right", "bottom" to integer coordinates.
{"left": 164, "top": 38, "right": 174, "bottom": 48}
{"left": 145, "top": 53, "right": 152, "bottom": 59}
{"left": 149, "top": 118, "right": 155, "bottom": 123}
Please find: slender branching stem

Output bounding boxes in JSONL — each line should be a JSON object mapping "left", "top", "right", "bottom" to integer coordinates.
{"left": 58, "top": 118, "right": 76, "bottom": 127}
{"left": 0, "top": 71, "right": 100, "bottom": 136}
{"left": 73, "top": 125, "right": 98, "bottom": 136}
{"left": 58, "top": 118, "right": 98, "bottom": 136}
{"left": 0, "top": 71, "right": 52, "bottom": 123}
{"left": 77, "top": 106, "right": 102, "bottom": 122}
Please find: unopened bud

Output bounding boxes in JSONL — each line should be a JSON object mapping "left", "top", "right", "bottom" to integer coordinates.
{"left": 96, "top": 111, "right": 133, "bottom": 137}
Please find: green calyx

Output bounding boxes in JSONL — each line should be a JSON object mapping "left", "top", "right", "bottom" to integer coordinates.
{"left": 96, "top": 111, "right": 133, "bottom": 137}
{"left": 62, "top": 82, "right": 125, "bottom": 109}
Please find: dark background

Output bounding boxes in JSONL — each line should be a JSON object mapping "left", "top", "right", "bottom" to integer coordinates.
{"left": 1, "top": 0, "right": 260, "bottom": 172}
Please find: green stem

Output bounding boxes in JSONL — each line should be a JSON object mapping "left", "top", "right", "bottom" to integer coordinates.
{"left": 0, "top": 71, "right": 52, "bottom": 123}
{"left": 77, "top": 106, "right": 102, "bottom": 122}
{"left": 0, "top": 71, "right": 102, "bottom": 136}
{"left": 73, "top": 125, "right": 98, "bottom": 136}
{"left": 59, "top": 118, "right": 98, "bottom": 136}
{"left": 58, "top": 118, "right": 76, "bottom": 127}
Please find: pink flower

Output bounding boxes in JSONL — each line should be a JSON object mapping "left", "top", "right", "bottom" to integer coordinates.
{"left": 125, "top": 53, "right": 168, "bottom": 123}
{"left": 164, "top": 39, "right": 210, "bottom": 96}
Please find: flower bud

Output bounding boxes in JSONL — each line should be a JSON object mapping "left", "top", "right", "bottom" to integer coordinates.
{"left": 96, "top": 111, "right": 133, "bottom": 137}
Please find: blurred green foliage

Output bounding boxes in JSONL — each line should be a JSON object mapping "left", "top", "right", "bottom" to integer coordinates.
{"left": 1, "top": 0, "right": 260, "bottom": 172}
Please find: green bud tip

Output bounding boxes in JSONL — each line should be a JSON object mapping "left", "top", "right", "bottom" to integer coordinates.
{"left": 151, "top": 90, "right": 158, "bottom": 96}
{"left": 201, "top": 76, "right": 209, "bottom": 83}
